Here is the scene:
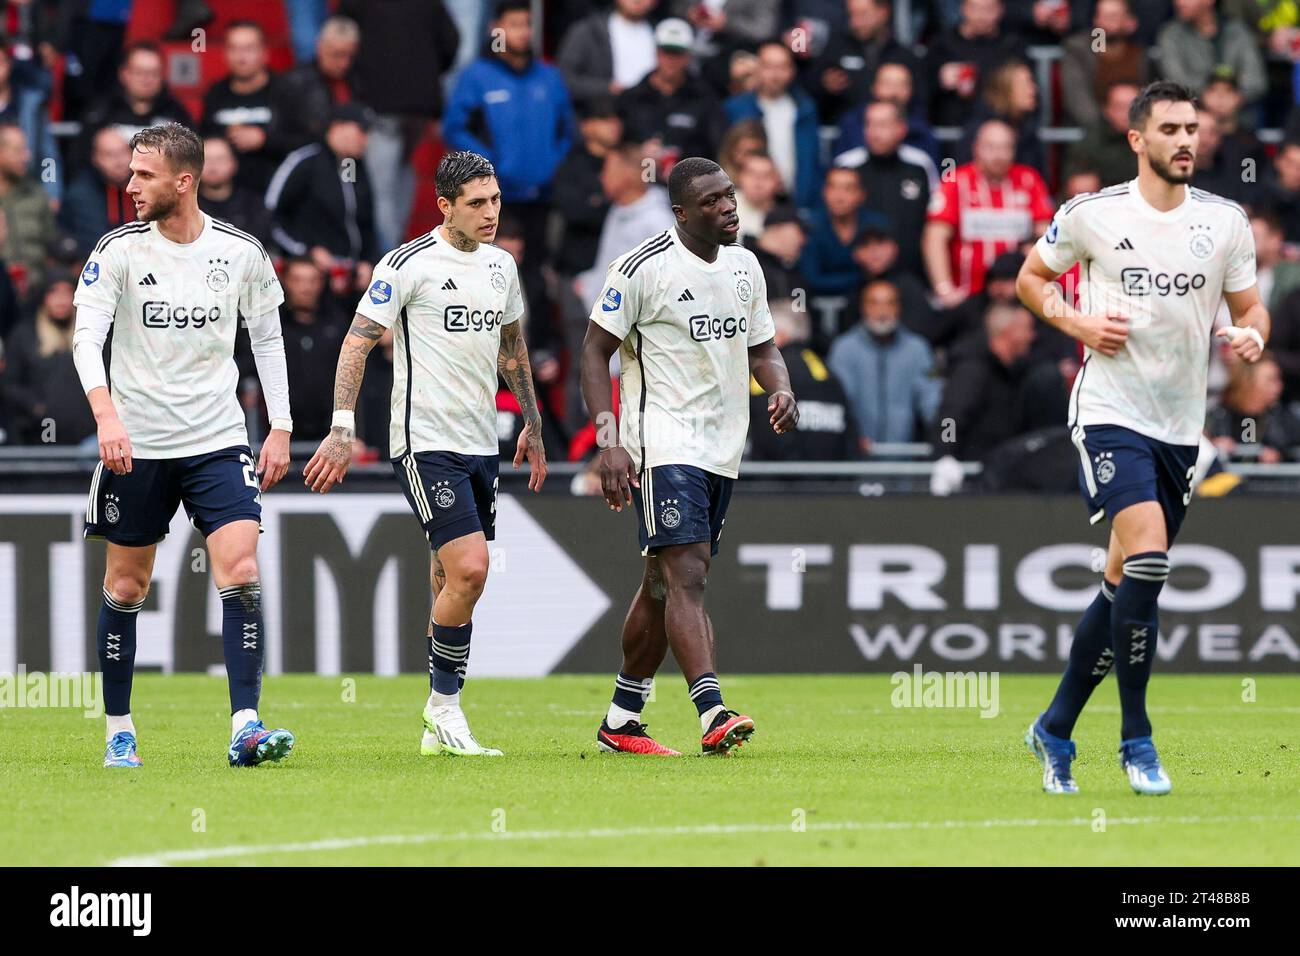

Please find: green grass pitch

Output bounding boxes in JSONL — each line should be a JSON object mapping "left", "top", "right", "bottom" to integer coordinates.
{"left": 2, "top": 674, "right": 1297, "bottom": 866}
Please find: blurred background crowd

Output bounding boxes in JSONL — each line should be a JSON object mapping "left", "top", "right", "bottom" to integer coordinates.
{"left": 2, "top": 0, "right": 1300, "bottom": 491}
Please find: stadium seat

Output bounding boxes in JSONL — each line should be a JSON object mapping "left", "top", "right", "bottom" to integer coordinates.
{"left": 126, "top": 0, "right": 295, "bottom": 116}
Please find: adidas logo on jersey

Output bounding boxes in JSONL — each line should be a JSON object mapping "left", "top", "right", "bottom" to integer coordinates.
{"left": 678, "top": 289, "right": 695, "bottom": 302}
{"left": 441, "top": 278, "right": 458, "bottom": 291}
{"left": 1113, "top": 238, "right": 1135, "bottom": 250}
{"left": 137, "top": 273, "right": 158, "bottom": 286}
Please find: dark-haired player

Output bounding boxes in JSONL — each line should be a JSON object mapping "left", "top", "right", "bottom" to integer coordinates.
{"left": 304, "top": 150, "right": 548, "bottom": 757}
{"left": 580, "top": 156, "right": 799, "bottom": 756}
{"left": 72, "top": 123, "right": 295, "bottom": 768}
{"left": 1017, "top": 81, "right": 1269, "bottom": 795}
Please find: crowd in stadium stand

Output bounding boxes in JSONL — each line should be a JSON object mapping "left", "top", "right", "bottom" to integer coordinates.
{"left": 3, "top": 0, "right": 1300, "bottom": 486}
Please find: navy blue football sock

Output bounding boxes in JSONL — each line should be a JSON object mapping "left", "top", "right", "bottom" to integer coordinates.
{"left": 98, "top": 588, "right": 143, "bottom": 717}
{"left": 430, "top": 621, "right": 471, "bottom": 696}
{"left": 612, "top": 672, "right": 653, "bottom": 714}
{"left": 219, "top": 583, "right": 264, "bottom": 715}
{"left": 1041, "top": 580, "right": 1117, "bottom": 738}
{"left": 687, "top": 671, "right": 724, "bottom": 717}
{"left": 1111, "top": 552, "right": 1170, "bottom": 741}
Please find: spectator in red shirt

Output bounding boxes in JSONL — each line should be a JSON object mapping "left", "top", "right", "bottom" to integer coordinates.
{"left": 922, "top": 118, "right": 1053, "bottom": 306}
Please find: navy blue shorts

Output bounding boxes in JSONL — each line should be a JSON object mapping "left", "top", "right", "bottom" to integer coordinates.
{"left": 84, "top": 445, "right": 262, "bottom": 546}
{"left": 393, "top": 451, "right": 498, "bottom": 549}
{"left": 1072, "top": 424, "right": 1198, "bottom": 541}
{"left": 631, "top": 464, "right": 734, "bottom": 557}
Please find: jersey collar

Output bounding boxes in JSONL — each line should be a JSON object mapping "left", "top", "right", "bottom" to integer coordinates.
{"left": 1127, "top": 177, "right": 1191, "bottom": 223}
{"left": 435, "top": 224, "right": 484, "bottom": 260}
{"left": 150, "top": 211, "right": 211, "bottom": 253}
{"left": 669, "top": 226, "right": 725, "bottom": 273}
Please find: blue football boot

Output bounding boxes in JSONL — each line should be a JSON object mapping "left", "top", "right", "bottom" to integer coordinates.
{"left": 104, "top": 731, "right": 142, "bottom": 768}
{"left": 1025, "top": 717, "right": 1079, "bottom": 794}
{"left": 1119, "top": 736, "right": 1172, "bottom": 795}
{"left": 228, "top": 719, "right": 295, "bottom": 767}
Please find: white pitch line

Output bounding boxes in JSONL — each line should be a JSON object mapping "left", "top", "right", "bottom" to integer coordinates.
{"left": 107, "top": 813, "right": 1300, "bottom": 867}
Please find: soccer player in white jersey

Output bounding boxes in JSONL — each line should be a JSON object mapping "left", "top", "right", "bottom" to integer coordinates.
{"left": 303, "top": 151, "right": 548, "bottom": 757}
{"left": 72, "top": 124, "right": 296, "bottom": 769}
{"left": 1016, "top": 82, "right": 1270, "bottom": 795}
{"left": 580, "top": 157, "right": 799, "bottom": 756}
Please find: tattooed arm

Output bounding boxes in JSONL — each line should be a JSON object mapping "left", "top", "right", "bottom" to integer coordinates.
{"left": 304, "top": 314, "right": 386, "bottom": 492}
{"left": 498, "top": 319, "right": 548, "bottom": 491}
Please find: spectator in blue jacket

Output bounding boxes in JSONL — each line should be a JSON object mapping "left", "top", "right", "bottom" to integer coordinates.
{"left": 444, "top": 0, "right": 574, "bottom": 343}
{"left": 725, "top": 41, "right": 821, "bottom": 214}
{"left": 800, "top": 166, "right": 887, "bottom": 328}
{"left": 828, "top": 278, "right": 942, "bottom": 450}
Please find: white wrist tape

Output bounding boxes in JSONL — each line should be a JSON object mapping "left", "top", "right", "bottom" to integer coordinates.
{"left": 1223, "top": 326, "right": 1265, "bottom": 351}
{"left": 332, "top": 410, "right": 356, "bottom": 432}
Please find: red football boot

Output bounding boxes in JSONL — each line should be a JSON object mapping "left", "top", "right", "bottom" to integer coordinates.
{"left": 701, "top": 710, "right": 754, "bottom": 756}
{"left": 596, "top": 719, "right": 682, "bottom": 756}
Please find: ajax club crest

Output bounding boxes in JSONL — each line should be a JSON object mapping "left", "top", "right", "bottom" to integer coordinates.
{"left": 431, "top": 480, "right": 457, "bottom": 509}
{"left": 1188, "top": 225, "right": 1214, "bottom": 260}
{"left": 659, "top": 497, "right": 682, "bottom": 529}
{"left": 104, "top": 494, "right": 121, "bottom": 525}
{"left": 206, "top": 258, "right": 231, "bottom": 292}
{"left": 490, "top": 264, "right": 507, "bottom": 294}
{"left": 735, "top": 273, "right": 752, "bottom": 303}
{"left": 1094, "top": 451, "right": 1116, "bottom": 485}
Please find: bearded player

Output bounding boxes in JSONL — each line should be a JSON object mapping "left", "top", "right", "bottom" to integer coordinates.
{"left": 73, "top": 123, "right": 295, "bottom": 769}
{"left": 1016, "top": 82, "right": 1269, "bottom": 795}
{"left": 580, "top": 157, "right": 799, "bottom": 757}
{"left": 304, "top": 151, "right": 547, "bottom": 757}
